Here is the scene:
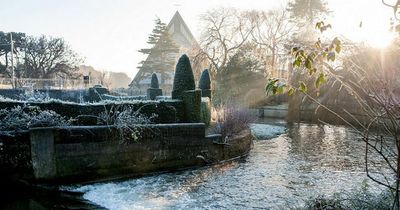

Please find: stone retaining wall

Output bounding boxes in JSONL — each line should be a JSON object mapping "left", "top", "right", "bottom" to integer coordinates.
{"left": 28, "top": 124, "right": 252, "bottom": 183}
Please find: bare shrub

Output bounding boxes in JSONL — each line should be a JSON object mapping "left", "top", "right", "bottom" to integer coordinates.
{"left": 211, "top": 105, "right": 255, "bottom": 139}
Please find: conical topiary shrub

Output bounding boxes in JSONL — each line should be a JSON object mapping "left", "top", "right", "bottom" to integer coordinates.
{"left": 198, "top": 69, "right": 211, "bottom": 98}
{"left": 172, "top": 54, "right": 195, "bottom": 99}
{"left": 150, "top": 73, "right": 159, "bottom": 89}
{"left": 198, "top": 69, "right": 210, "bottom": 90}
{"left": 147, "top": 73, "right": 162, "bottom": 100}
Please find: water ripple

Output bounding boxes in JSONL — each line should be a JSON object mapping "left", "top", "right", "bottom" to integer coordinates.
{"left": 67, "top": 123, "right": 390, "bottom": 209}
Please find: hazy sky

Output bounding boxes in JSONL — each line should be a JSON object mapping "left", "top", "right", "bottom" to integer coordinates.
{"left": 0, "top": 0, "right": 394, "bottom": 78}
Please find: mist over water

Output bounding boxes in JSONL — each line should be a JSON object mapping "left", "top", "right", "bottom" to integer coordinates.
{"left": 66, "top": 123, "right": 388, "bottom": 209}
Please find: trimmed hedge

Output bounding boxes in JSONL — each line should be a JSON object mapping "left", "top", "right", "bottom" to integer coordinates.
{"left": 101, "top": 94, "right": 147, "bottom": 101}
{"left": 0, "top": 100, "right": 180, "bottom": 124}
{"left": 0, "top": 89, "right": 88, "bottom": 103}
{"left": 200, "top": 98, "right": 211, "bottom": 126}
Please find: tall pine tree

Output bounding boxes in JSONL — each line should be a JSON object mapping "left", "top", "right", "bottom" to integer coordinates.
{"left": 136, "top": 18, "right": 179, "bottom": 86}
{"left": 287, "top": 0, "right": 330, "bottom": 23}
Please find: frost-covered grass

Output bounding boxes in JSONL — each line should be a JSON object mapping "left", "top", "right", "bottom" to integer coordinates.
{"left": 0, "top": 106, "right": 71, "bottom": 135}
{"left": 300, "top": 182, "right": 394, "bottom": 210}
{"left": 18, "top": 91, "right": 50, "bottom": 102}
{"left": 97, "top": 105, "right": 156, "bottom": 126}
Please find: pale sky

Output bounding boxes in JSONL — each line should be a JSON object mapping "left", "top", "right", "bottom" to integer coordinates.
{"left": 0, "top": 0, "right": 394, "bottom": 79}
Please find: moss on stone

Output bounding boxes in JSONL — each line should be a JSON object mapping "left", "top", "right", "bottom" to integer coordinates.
{"left": 172, "top": 54, "right": 195, "bottom": 99}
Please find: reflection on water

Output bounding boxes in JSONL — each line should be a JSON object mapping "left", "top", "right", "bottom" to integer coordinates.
{"left": 68, "top": 123, "right": 389, "bottom": 209}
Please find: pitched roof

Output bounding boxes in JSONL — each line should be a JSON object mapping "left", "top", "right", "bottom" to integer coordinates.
{"left": 130, "top": 11, "right": 198, "bottom": 87}
{"left": 166, "top": 11, "right": 198, "bottom": 47}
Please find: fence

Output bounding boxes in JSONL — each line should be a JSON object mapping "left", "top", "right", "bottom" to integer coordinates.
{"left": 0, "top": 78, "right": 102, "bottom": 90}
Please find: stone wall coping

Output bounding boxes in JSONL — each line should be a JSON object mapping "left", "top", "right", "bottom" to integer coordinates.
{"left": 29, "top": 123, "right": 206, "bottom": 131}
{"left": 206, "top": 134, "right": 222, "bottom": 138}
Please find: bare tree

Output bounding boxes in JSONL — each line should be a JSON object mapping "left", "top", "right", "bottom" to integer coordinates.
{"left": 251, "top": 7, "right": 296, "bottom": 76}
{"left": 268, "top": 24, "right": 400, "bottom": 208}
{"left": 195, "top": 8, "right": 256, "bottom": 80}
{"left": 24, "top": 35, "right": 82, "bottom": 79}
{"left": 382, "top": 0, "right": 400, "bottom": 20}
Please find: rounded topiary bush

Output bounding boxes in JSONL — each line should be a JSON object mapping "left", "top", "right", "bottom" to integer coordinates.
{"left": 151, "top": 73, "right": 159, "bottom": 89}
{"left": 198, "top": 69, "right": 211, "bottom": 90}
{"left": 172, "top": 54, "right": 195, "bottom": 99}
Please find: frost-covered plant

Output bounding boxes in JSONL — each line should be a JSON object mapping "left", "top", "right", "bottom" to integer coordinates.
{"left": 0, "top": 106, "right": 32, "bottom": 132}
{"left": 0, "top": 106, "right": 71, "bottom": 135}
{"left": 18, "top": 91, "right": 50, "bottom": 102}
{"left": 97, "top": 105, "right": 156, "bottom": 126}
{"left": 97, "top": 105, "right": 157, "bottom": 143}
{"left": 114, "top": 107, "right": 156, "bottom": 125}
{"left": 302, "top": 182, "right": 394, "bottom": 210}
{"left": 28, "top": 110, "right": 70, "bottom": 128}
{"left": 211, "top": 104, "right": 254, "bottom": 140}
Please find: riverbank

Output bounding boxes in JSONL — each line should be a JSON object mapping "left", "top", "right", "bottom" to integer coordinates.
{"left": 62, "top": 123, "right": 387, "bottom": 209}
{"left": 0, "top": 122, "right": 285, "bottom": 209}
{"left": 3, "top": 122, "right": 389, "bottom": 209}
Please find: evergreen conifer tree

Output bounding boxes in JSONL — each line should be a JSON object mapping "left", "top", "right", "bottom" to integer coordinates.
{"left": 136, "top": 18, "right": 180, "bottom": 87}
{"left": 287, "top": 0, "right": 330, "bottom": 23}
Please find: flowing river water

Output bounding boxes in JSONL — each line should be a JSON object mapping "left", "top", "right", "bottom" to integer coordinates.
{"left": 60, "top": 122, "right": 389, "bottom": 209}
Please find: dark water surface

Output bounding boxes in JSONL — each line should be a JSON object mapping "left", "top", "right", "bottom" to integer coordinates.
{"left": 61, "top": 123, "right": 389, "bottom": 209}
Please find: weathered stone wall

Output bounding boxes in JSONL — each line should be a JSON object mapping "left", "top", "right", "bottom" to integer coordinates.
{"left": 28, "top": 124, "right": 252, "bottom": 183}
